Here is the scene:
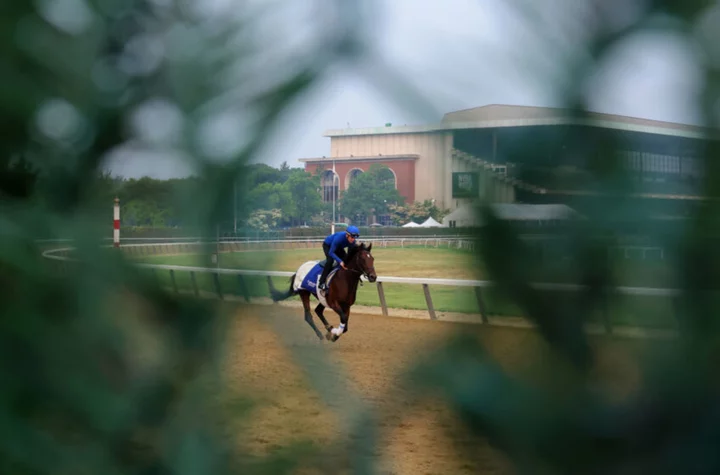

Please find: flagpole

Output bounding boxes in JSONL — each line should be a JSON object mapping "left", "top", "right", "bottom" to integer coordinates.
{"left": 331, "top": 157, "right": 336, "bottom": 234}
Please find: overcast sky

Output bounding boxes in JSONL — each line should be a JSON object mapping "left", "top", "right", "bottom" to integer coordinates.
{"left": 104, "top": 0, "right": 709, "bottom": 179}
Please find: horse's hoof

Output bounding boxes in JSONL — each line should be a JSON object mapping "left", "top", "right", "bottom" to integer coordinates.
{"left": 325, "top": 331, "right": 333, "bottom": 341}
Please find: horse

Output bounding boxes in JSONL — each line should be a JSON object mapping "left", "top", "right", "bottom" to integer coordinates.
{"left": 268, "top": 242, "right": 377, "bottom": 342}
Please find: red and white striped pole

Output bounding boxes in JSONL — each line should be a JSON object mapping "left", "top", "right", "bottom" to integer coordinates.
{"left": 113, "top": 197, "right": 120, "bottom": 248}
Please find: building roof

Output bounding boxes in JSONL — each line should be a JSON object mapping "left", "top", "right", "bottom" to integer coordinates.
{"left": 323, "top": 104, "right": 717, "bottom": 140}
{"left": 442, "top": 104, "right": 709, "bottom": 135}
{"left": 298, "top": 154, "right": 419, "bottom": 163}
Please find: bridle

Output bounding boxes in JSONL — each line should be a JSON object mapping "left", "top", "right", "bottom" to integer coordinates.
{"left": 344, "top": 249, "right": 375, "bottom": 284}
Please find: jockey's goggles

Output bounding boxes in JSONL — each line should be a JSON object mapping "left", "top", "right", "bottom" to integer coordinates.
{"left": 348, "top": 232, "right": 359, "bottom": 238}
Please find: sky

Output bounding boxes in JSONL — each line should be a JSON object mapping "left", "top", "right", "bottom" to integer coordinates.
{"left": 103, "top": 0, "right": 710, "bottom": 179}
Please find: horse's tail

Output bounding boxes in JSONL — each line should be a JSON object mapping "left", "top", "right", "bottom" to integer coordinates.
{"left": 269, "top": 273, "right": 296, "bottom": 302}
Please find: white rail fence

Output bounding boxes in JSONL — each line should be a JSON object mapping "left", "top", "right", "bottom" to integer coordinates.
{"left": 42, "top": 244, "right": 681, "bottom": 335}
{"left": 34, "top": 236, "right": 666, "bottom": 260}
{"left": 35, "top": 236, "right": 478, "bottom": 255}
{"left": 49, "top": 237, "right": 475, "bottom": 257}
{"left": 34, "top": 234, "right": 477, "bottom": 243}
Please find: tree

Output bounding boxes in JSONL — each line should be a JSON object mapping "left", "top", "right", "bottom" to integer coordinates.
{"left": 122, "top": 199, "right": 168, "bottom": 227}
{"left": 321, "top": 201, "right": 336, "bottom": 224}
{"left": 283, "top": 170, "right": 322, "bottom": 225}
{"left": 246, "top": 209, "right": 282, "bottom": 231}
{"left": 117, "top": 177, "right": 183, "bottom": 227}
{"left": 339, "top": 164, "right": 403, "bottom": 224}
{"left": 247, "top": 182, "right": 294, "bottom": 224}
{"left": 246, "top": 163, "right": 286, "bottom": 188}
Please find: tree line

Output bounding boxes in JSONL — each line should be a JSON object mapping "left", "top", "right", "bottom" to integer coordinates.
{"left": 0, "top": 155, "right": 448, "bottom": 231}
{"left": 109, "top": 162, "right": 452, "bottom": 230}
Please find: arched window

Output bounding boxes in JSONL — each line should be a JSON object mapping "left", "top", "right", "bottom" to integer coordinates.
{"left": 321, "top": 170, "right": 338, "bottom": 203}
{"left": 345, "top": 168, "right": 364, "bottom": 189}
{"left": 377, "top": 167, "right": 397, "bottom": 188}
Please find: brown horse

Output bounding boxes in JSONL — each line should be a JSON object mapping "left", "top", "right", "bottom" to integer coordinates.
{"left": 269, "top": 242, "right": 377, "bottom": 342}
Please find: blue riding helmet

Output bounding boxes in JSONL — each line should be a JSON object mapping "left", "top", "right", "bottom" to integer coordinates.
{"left": 346, "top": 225, "right": 360, "bottom": 238}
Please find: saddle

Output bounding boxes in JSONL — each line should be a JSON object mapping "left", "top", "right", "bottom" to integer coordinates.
{"left": 318, "top": 259, "right": 341, "bottom": 269}
{"left": 317, "top": 267, "right": 339, "bottom": 305}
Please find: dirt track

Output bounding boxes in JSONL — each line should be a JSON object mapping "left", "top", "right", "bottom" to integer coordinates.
{"left": 224, "top": 304, "right": 657, "bottom": 474}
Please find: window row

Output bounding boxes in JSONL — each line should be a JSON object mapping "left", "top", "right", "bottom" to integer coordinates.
{"left": 618, "top": 151, "right": 703, "bottom": 176}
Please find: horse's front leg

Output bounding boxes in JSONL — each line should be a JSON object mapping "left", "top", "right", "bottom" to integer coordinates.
{"left": 342, "top": 305, "right": 350, "bottom": 332}
{"left": 328, "top": 305, "right": 350, "bottom": 342}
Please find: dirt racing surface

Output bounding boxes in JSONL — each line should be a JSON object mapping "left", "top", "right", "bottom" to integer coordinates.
{"left": 223, "top": 304, "right": 656, "bottom": 474}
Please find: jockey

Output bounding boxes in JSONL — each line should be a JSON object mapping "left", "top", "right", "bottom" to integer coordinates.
{"left": 318, "top": 225, "right": 360, "bottom": 291}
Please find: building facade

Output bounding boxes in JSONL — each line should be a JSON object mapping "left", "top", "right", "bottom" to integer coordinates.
{"left": 300, "top": 104, "right": 715, "bottom": 222}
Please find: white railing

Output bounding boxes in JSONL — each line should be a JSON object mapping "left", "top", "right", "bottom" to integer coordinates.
{"left": 35, "top": 236, "right": 665, "bottom": 260}
{"left": 35, "top": 236, "right": 478, "bottom": 255}
{"left": 104, "top": 238, "right": 477, "bottom": 256}
{"left": 43, "top": 245, "right": 679, "bottom": 334}
{"left": 34, "top": 234, "right": 476, "bottom": 243}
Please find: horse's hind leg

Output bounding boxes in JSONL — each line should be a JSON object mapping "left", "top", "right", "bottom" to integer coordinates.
{"left": 300, "top": 291, "right": 323, "bottom": 340}
{"left": 314, "top": 303, "right": 331, "bottom": 332}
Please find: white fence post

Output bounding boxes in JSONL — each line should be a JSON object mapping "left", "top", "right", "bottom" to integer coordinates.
{"left": 113, "top": 197, "right": 120, "bottom": 248}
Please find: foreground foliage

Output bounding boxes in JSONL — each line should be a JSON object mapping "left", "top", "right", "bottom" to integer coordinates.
{"left": 4, "top": 0, "right": 720, "bottom": 474}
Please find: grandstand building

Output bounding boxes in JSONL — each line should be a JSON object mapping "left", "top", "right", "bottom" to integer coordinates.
{"left": 299, "top": 104, "right": 714, "bottom": 224}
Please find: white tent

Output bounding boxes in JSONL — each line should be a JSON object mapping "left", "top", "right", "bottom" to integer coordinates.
{"left": 419, "top": 217, "right": 445, "bottom": 228}
{"left": 402, "top": 221, "right": 421, "bottom": 228}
